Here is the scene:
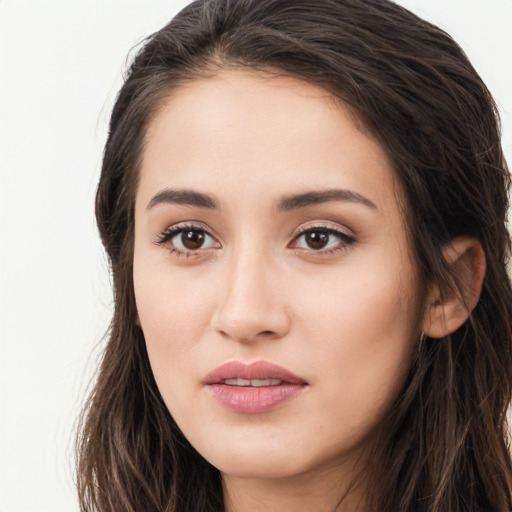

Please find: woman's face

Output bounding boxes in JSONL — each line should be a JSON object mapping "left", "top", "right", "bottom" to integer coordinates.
{"left": 133, "top": 70, "right": 425, "bottom": 481}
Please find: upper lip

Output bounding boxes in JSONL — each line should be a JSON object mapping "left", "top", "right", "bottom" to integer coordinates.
{"left": 204, "top": 360, "right": 307, "bottom": 385}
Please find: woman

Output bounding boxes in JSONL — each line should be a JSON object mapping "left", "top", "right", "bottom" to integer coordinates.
{"left": 76, "top": 0, "right": 512, "bottom": 510}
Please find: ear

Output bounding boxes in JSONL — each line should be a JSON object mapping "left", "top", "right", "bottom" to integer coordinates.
{"left": 422, "top": 237, "right": 486, "bottom": 339}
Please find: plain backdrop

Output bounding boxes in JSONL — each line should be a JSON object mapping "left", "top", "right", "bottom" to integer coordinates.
{"left": 0, "top": 1, "right": 511, "bottom": 510}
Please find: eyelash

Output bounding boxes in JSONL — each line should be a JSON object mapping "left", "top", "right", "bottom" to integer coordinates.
{"left": 291, "top": 224, "right": 356, "bottom": 255}
{"left": 154, "top": 222, "right": 356, "bottom": 258}
{"left": 154, "top": 223, "right": 218, "bottom": 258}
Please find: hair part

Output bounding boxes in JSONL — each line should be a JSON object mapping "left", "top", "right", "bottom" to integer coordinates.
{"left": 77, "top": 1, "right": 512, "bottom": 510}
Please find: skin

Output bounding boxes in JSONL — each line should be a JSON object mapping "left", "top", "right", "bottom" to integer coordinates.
{"left": 133, "top": 69, "right": 428, "bottom": 511}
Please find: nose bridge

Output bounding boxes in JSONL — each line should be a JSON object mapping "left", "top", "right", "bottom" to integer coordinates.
{"left": 213, "top": 236, "right": 289, "bottom": 342}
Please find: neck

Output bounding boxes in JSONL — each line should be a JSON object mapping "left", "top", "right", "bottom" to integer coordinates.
{"left": 222, "top": 463, "right": 367, "bottom": 512}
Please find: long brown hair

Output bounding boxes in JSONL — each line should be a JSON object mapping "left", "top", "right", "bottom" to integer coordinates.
{"left": 76, "top": 1, "right": 512, "bottom": 510}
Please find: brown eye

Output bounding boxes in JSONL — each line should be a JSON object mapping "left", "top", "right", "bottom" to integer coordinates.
{"left": 181, "top": 229, "right": 206, "bottom": 250}
{"left": 292, "top": 226, "right": 356, "bottom": 253}
{"left": 155, "top": 225, "right": 219, "bottom": 255}
{"left": 304, "top": 230, "right": 329, "bottom": 250}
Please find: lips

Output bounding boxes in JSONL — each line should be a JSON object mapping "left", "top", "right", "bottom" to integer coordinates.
{"left": 204, "top": 360, "right": 306, "bottom": 385}
{"left": 204, "top": 361, "right": 307, "bottom": 413}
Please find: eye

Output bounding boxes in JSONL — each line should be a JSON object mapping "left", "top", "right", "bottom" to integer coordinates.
{"left": 174, "top": 229, "right": 214, "bottom": 251}
{"left": 155, "top": 224, "right": 220, "bottom": 255}
{"left": 291, "top": 226, "right": 355, "bottom": 253}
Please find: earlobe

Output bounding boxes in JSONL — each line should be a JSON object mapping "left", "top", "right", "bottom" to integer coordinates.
{"left": 422, "top": 237, "right": 486, "bottom": 339}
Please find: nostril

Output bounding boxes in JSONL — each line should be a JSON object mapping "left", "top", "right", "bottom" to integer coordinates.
{"left": 212, "top": 295, "right": 291, "bottom": 342}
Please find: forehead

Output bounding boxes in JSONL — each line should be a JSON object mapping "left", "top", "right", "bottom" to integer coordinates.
{"left": 138, "top": 69, "right": 403, "bottom": 220}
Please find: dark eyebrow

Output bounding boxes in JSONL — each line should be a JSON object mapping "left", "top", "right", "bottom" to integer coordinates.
{"left": 277, "top": 189, "right": 377, "bottom": 211}
{"left": 147, "top": 188, "right": 219, "bottom": 210}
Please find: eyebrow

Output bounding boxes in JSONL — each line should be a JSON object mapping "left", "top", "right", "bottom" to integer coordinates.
{"left": 146, "top": 187, "right": 376, "bottom": 212}
{"left": 147, "top": 188, "right": 219, "bottom": 210}
{"left": 277, "top": 189, "right": 377, "bottom": 211}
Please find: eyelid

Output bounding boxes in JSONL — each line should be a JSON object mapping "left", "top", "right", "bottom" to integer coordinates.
{"left": 154, "top": 220, "right": 355, "bottom": 256}
{"left": 289, "top": 221, "right": 357, "bottom": 253}
{"left": 154, "top": 221, "right": 221, "bottom": 252}
{"left": 293, "top": 221, "right": 355, "bottom": 240}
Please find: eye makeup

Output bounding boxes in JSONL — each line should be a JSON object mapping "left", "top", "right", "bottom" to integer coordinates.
{"left": 290, "top": 222, "right": 356, "bottom": 255}
{"left": 154, "top": 219, "right": 357, "bottom": 260}
{"left": 154, "top": 222, "right": 221, "bottom": 258}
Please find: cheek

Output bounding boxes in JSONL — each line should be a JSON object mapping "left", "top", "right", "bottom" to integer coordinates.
{"left": 293, "top": 255, "right": 420, "bottom": 427}
{"left": 296, "top": 250, "right": 418, "bottom": 341}
{"left": 133, "top": 253, "right": 217, "bottom": 389}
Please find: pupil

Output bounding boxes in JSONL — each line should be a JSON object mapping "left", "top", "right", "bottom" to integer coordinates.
{"left": 306, "top": 231, "right": 329, "bottom": 249}
{"left": 182, "top": 230, "right": 205, "bottom": 250}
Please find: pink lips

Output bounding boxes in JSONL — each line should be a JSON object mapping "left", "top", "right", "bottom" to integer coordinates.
{"left": 204, "top": 361, "right": 307, "bottom": 414}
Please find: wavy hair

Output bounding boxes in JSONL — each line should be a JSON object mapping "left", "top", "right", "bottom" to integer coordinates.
{"left": 76, "top": 1, "right": 512, "bottom": 510}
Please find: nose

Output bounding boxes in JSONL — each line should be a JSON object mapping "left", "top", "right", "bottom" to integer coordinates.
{"left": 212, "top": 245, "right": 291, "bottom": 344}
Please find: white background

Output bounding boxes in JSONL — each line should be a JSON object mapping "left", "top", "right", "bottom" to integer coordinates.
{"left": 0, "top": 1, "right": 511, "bottom": 510}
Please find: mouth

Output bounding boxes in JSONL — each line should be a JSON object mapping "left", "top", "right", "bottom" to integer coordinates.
{"left": 204, "top": 360, "right": 308, "bottom": 413}
{"left": 222, "top": 377, "right": 283, "bottom": 387}
{"left": 204, "top": 360, "right": 307, "bottom": 385}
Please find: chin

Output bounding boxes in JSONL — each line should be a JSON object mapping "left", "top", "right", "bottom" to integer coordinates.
{"left": 199, "top": 436, "right": 339, "bottom": 482}
{"left": 193, "top": 436, "right": 302, "bottom": 478}
{"left": 216, "top": 456, "right": 303, "bottom": 480}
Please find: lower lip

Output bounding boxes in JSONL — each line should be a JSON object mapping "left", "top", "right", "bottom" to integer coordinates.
{"left": 207, "top": 384, "right": 305, "bottom": 413}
